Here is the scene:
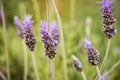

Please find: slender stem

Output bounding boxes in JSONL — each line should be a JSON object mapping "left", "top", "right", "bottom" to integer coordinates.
{"left": 23, "top": 40, "right": 28, "bottom": 80}
{"left": 100, "top": 39, "right": 111, "bottom": 72}
{"left": 0, "top": 1, "right": 10, "bottom": 80}
{"left": 51, "top": 59, "right": 55, "bottom": 80}
{"left": 31, "top": 0, "right": 40, "bottom": 23}
{"left": 108, "top": 60, "right": 120, "bottom": 74}
{"left": 96, "top": 66, "right": 101, "bottom": 78}
{"left": 81, "top": 71, "right": 87, "bottom": 80}
{"left": 50, "top": 0, "right": 68, "bottom": 80}
{"left": 31, "top": 52, "right": 40, "bottom": 80}
{"left": 46, "top": 0, "right": 51, "bottom": 80}
{"left": 70, "top": 0, "right": 75, "bottom": 28}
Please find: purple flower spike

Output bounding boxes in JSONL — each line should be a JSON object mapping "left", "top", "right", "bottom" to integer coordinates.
{"left": 71, "top": 55, "right": 83, "bottom": 72}
{"left": 98, "top": 0, "right": 116, "bottom": 38}
{"left": 84, "top": 38, "right": 100, "bottom": 65}
{"left": 40, "top": 20, "right": 59, "bottom": 59}
{"left": 22, "top": 15, "right": 36, "bottom": 51}
{"left": 98, "top": 72, "right": 109, "bottom": 80}
{"left": 14, "top": 16, "right": 23, "bottom": 38}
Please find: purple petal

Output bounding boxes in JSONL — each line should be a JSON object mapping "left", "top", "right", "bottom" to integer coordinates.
{"left": 97, "top": 0, "right": 113, "bottom": 6}
{"left": 22, "top": 15, "right": 34, "bottom": 29}
{"left": 84, "top": 38, "right": 93, "bottom": 49}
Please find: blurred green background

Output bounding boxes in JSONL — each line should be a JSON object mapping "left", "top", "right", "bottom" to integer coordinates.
{"left": 0, "top": 0, "right": 120, "bottom": 80}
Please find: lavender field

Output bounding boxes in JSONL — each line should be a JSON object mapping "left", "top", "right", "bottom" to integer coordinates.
{"left": 0, "top": 0, "right": 120, "bottom": 80}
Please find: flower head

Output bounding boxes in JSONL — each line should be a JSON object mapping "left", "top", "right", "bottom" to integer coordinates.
{"left": 71, "top": 55, "right": 83, "bottom": 72}
{"left": 14, "top": 16, "right": 23, "bottom": 38}
{"left": 84, "top": 38, "right": 100, "bottom": 65}
{"left": 98, "top": 0, "right": 116, "bottom": 38}
{"left": 22, "top": 15, "right": 36, "bottom": 51}
{"left": 40, "top": 20, "right": 59, "bottom": 59}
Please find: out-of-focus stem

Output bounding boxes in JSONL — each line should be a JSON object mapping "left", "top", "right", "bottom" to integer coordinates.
{"left": 31, "top": 0, "right": 40, "bottom": 23}
{"left": 108, "top": 60, "right": 120, "bottom": 74}
{"left": 81, "top": 71, "right": 87, "bottom": 80}
{"left": 100, "top": 39, "right": 111, "bottom": 72}
{"left": 70, "top": 0, "right": 75, "bottom": 28}
{"left": 31, "top": 52, "right": 40, "bottom": 80}
{"left": 0, "top": 1, "right": 10, "bottom": 80}
{"left": 85, "top": 17, "right": 92, "bottom": 38}
{"left": 46, "top": 0, "right": 51, "bottom": 80}
{"left": 96, "top": 66, "right": 101, "bottom": 78}
{"left": 51, "top": 59, "right": 55, "bottom": 80}
{"left": 18, "top": 2, "right": 26, "bottom": 18}
{"left": 23, "top": 40, "right": 28, "bottom": 80}
{"left": 50, "top": 0, "right": 68, "bottom": 80}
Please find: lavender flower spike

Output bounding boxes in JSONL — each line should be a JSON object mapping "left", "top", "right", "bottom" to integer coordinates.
{"left": 84, "top": 38, "right": 100, "bottom": 65}
{"left": 14, "top": 16, "right": 23, "bottom": 38}
{"left": 22, "top": 15, "right": 36, "bottom": 51}
{"left": 71, "top": 55, "right": 83, "bottom": 72}
{"left": 40, "top": 20, "right": 59, "bottom": 59}
{"left": 98, "top": 0, "right": 116, "bottom": 38}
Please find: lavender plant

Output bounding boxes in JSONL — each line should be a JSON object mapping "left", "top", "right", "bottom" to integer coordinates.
{"left": 40, "top": 20, "right": 59, "bottom": 80}
{"left": 97, "top": 0, "right": 116, "bottom": 73}
{"left": 14, "top": 16, "right": 28, "bottom": 80}
{"left": 22, "top": 15, "right": 40, "bottom": 80}
{"left": 71, "top": 55, "right": 87, "bottom": 80}
{"left": 84, "top": 38, "right": 101, "bottom": 78}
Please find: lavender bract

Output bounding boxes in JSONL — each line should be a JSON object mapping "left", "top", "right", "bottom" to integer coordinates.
{"left": 71, "top": 55, "right": 83, "bottom": 72}
{"left": 98, "top": 0, "right": 116, "bottom": 39}
{"left": 14, "top": 16, "right": 24, "bottom": 38}
{"left": 22, "top": 15, "right": 36, "bottom": 51}
{"left": 40, "top": 20, "right": 59, "bottom": 59}
{"left": 84, "top": 38, "right": 100, "bottom": 65}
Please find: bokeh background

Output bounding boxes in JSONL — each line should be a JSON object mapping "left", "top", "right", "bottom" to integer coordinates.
{"left": 0, "top": 0, "right": 120, "bottom": 80}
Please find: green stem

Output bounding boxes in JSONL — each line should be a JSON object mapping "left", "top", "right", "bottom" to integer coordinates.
{"left": 96, "top": 66, "right": 101, "bottom": 78}
{"left": 0, "top": 1, "right": 10, "bottom": 80}
{"left": 70, "top": 0, "right": 75, "bottom": 28}
{"left": 108, "top": 60, "right": 120, "bottom": 74}
{"left": 23, "top": 40, "right": 28, "bottom": 80}
{"left": 95, "top": 39, "right": 111, "bottom": 80}
{"left": 50, "top": 0, "right": 68, "bottom": 80}
{"left": 81, "top": 71, "right": 87, "bottom": 80}
{"left": 31, "top": 0, "right": 40, "bottom": 23}
{"left": 31, "top": 52, "right": 40, "bottom": 80}
{"left": 46, "top": 0, "right": 51, "bottom": 80}
{"left": 100, "top": 39, "right": 111, "bottom": 72}
{"left": 51, "top": 59, "right": 55, "bottom": 80}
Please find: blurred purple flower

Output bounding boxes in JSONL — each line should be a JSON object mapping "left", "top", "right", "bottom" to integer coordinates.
{"left": 71, "top": 55, "right": 83, "bottom": 72}
{"left": 0, "top": 9, "right": 1, "bottom": 20}
{"left": 98, "top": 0, "right": 116, "bottom": 38}
{"left": 84, "top": 38, "right": 100, "bottom": 65}
{"left": 98, "top": 72, "right": 109, "bottom": 80}
{"left": 40, "top": 20, "right": 59, "bottom": 59}
{"left": 22, "top": 15, "right": 36, "bottom": 51}
{"left": 14, "top": 16, "right": 23, "bottom": 38}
